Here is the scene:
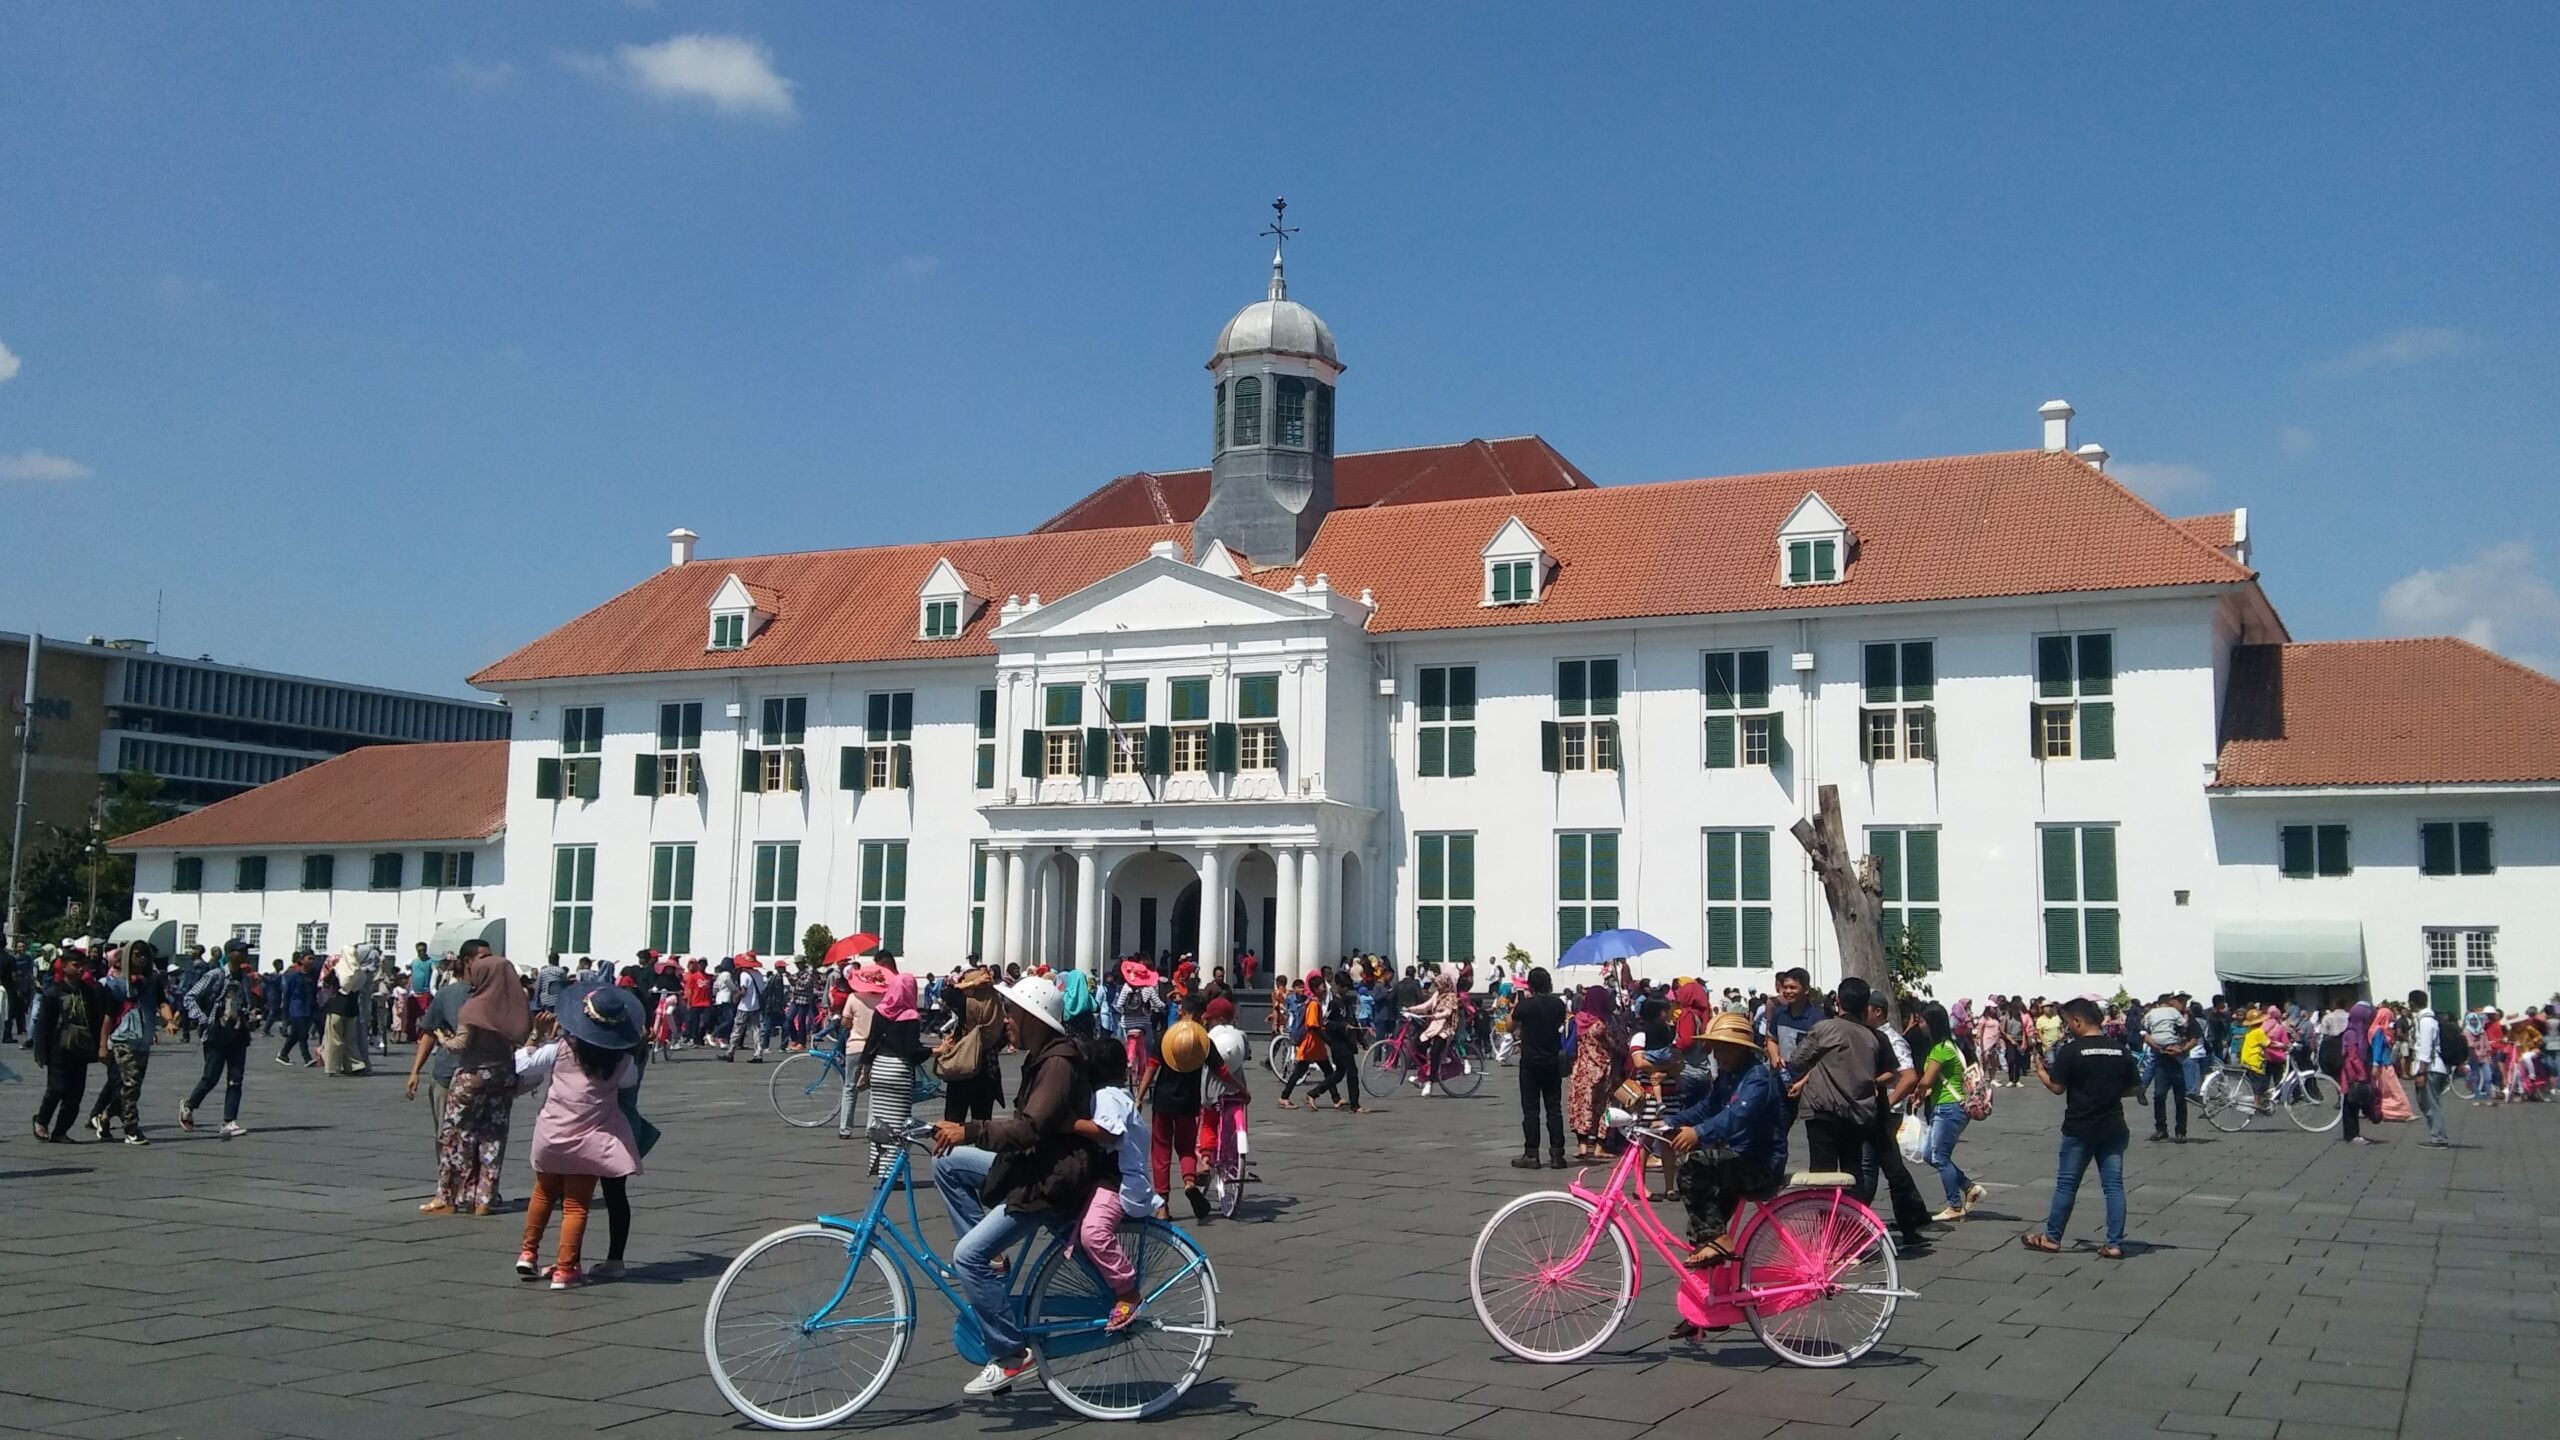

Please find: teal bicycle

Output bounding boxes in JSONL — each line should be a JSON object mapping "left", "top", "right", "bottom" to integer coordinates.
{"left": 702, "top": 1123, "right": 1224, "bottom": 1426}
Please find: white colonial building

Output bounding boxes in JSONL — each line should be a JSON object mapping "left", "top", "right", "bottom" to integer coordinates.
{"left": 116, "top": 251, "right": 2560, "bottom": 1007}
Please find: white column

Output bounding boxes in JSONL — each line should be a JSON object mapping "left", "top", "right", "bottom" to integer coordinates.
{"left": 981, "top": 847, "right": 1007, "bottom": 963}
{"left": 1272, "top": 847, "right": 1300, "bottom": 981}
{"left": 1073, "top": 848, "right": 1100, "bottom": 978}
{"left": 1002, "top": 849, "right": 1030, "bottom": 967}
{"left": 1197, "top": 846, "right": 1224, "bottom": 966}
{"left": 1298, "top": 845, "right": 1326, "bottom": 973}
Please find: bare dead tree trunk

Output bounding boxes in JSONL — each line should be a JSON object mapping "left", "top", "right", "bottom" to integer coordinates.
{"left": 1790, "top": 784, "right": 1887, "bottom": 998}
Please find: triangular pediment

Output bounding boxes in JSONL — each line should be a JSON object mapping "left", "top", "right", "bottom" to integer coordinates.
{"left": 993, "top": 556, "right": 1324, "bottom": 640}
{"left": 1779, "top": 491, "right": 1847, "bottom": 536}
{"left": 1197, "top": 544, "right": 1247, "bottom": 581}
{"left": 1481, "top": 515, "right": 1550, "bottom": 559}
{"left": 919, "top": 558, "right": 978, "bottom": 599}
{"left": 709, "top": 574, "right": 761, "bottom": 614}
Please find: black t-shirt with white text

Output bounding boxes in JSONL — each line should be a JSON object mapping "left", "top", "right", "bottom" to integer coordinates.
{"left": 2048, "top": 1033, "right": 2140, "bottom": 1143}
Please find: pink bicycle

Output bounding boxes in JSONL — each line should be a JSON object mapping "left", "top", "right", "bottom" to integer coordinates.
{"left": 1469, "top": 1110, "right": 1909, "bottom": 1367}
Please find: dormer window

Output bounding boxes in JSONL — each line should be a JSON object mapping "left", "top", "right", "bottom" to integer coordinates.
{"left": 1777, "top": 492, "right": 1851, "bottom": 587}
{"left": 917, "top": 558, "right": 981, "bottom": 641}
{"left": 705, "top": 573, "right": 774, "bottom": 652}
{"left": 711, "top": 612, "right": 746, "bottom": 650}
{"left": 923, "top": 599, "right": 960, "bottom": 639}
{"left": 1480, "top": 516, "right": 1550, "bottom": 607}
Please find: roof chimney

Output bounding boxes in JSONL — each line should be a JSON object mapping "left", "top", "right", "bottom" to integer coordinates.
{"left": 1147, "top": 540, "right": 1182, "bottom": 561}
{"left": 2038, "top": 400, "right": 2074, "bottom": 453}
{"left": 667, "top": 528, "right": 698, "bottom": 568}
{"left": 2074, "top": 441, "right": 2109, "bottom": 470}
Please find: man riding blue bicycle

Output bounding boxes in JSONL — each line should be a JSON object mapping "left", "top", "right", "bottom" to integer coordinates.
{"left": 928, "top": 971, "right": 1099, "bottom": 1398}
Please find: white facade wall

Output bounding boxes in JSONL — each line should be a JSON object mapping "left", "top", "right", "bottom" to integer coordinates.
{"left": 128, "top": 841, "right": 504, "bottom": 959}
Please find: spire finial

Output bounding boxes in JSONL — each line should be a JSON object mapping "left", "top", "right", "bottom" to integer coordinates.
{"left": 1259, "top": 195, "right": 1298, "bottom": 301}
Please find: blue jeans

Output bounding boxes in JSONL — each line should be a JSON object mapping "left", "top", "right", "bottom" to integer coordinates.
{"left": 930, "top": 1145, "right": 1039, "bottom": 1359}
{"left": 1924, "top": 1102, "right": 1971, "bottom": 1207}
{"left": 2041, "top": 1132, "right": 2127, "bottom": 1248}
{"left": 2411, "top": 1069, "right": 2451, "bottom": 1144}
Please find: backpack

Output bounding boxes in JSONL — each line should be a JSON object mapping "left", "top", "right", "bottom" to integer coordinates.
{"left": 2316, "top": 1032, "right": 2344, "bottom": 1079}
{"left": 1961, "top": 1059, "right": 1995, "bottom": 1120}
{"left": 2439, "top": 1023, "right": 2470, "bottom": 1071}
{"left": 1286, "top": 995, "right": 1309, "bottom": 1043}
{"left": 54, "top": 986, "right": 95, "bottom": 1061}
{"left": 1561, "top": 1011, "right": 1580, "bottom": 1060}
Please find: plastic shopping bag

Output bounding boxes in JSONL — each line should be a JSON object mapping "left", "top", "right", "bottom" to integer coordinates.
{"left": 1897, "top": 1112, "right": 1931, "bottom": 1163}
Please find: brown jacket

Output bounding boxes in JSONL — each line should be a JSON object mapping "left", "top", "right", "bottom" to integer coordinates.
{"left": 1792, "top": 1016, "right": 1887, "bottom": 1127}
{"left": 963, "top": 1026, "right": 1094, "bottom": 1213}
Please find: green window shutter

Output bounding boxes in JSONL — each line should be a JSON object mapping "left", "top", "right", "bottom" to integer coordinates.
{"left": 1449, "top": 725, "right": 1476, "bottom": 777}
{"left": 890, "top": 692, "right": 914, "bottom": 741}
{"left": 1448, "top": 906, "right": 1476, "bottom": 961}
{"left": 1145, "top": 725, "right": 1171, "bottom": 777}
{"left": 1704, "top": 652, "right": 1736, "bottom": 710}
{"left": 2429, "top": 975, "right": 2460, "bottom": 1016}
{"left": 1739, "top": 650, "right": 1770, "bottom": 710}
{"left": 1419, "top": 666, "right": 1448, "bottom": 722}
{"left": 740, "top": 749, "right": 763, "bottom": 792}
{"left": 2419, "top": 822, "right": 2454, "bottom": 876}
{"left": 2044, "top": 908, "right": 2082, "bottom": 972}
{"left": 1590, "top": 832, "right": 1618, "bottom": 901}
{"left": 1417, "top": 907, "right": 1445, "bottom": 965}
{"left": 1020, "top": 730, "right": 1043, "bottom": 780}
{"left": 534, "top": 758, "right": 562, "bottom": 800}
{"left": 975, "top": 745, "right": 995, "bottom": 790}
{"left": 1707, "top": 907, "right": 1738, "bottom": 967}
{"left": 1590, "top": 659, "right": 1620, "bottom": 716}
{"left": 1556, "top": 660, "right": 1587, "bottom": 717}
{"left": 1491, "top": 562, "right": 1515, "bottom": 604}
{"left": 650, "top": 845, "right": 672, "bottom": 902}
{"left": 1237, "top": 673, "right": 1279, "bottom": 720}
{"left": 860, "top": 843, "right": 884, "bottom": 904}
{"left": 1901, "top": 642, "right": 1934, "bottom": 703}
{"left": 2037, "top": 636, "right": 2075, "bottom": 698}
{"left": 2030, "top": 701, "right": 2046, "bottom": 759}
{"left": 1788, "top": 541, "right": 1812, "bottom": 585}
{"left": 1211, "top": 722, "right": 1240, "bottom": 774}
{"left": 1764, "top": 710, "right": 1785, "bottom": 760}
{"left": 1448, "top": 835, "right": 1476, "bottom": 901}
{"left": 1170, "top": 677, "right": 1208, "bottom": 722}
{"left": 893, "top": 745, "right": 913, "bottom": 789}
{"left": 778, "top": 844, "right": 798, "bottom": 901}
{"left": 2316, "top": 825, "right": 2350, "bottom": 876}
{"left": 2041, "top": 827, "right": 2078, "bottom": 902}
{"left": 1592, "top": 903, "right": 1619, "bottom": 935}
{"left": 2278, "top": 825, "right": 2313, "bottom": 878}
{"left": 573, "top": 760, "right": 600, "bottom": 800}
{"left": 457, "top": 852, "right": 474, "bottom": 887}
{"left": 1082, "top": 727, "right": 1109, "bottom": 778}
{"left": 420, "top": 852, "right": 443, "bottom": 889}
{"left": 2467, "top": 976, "right": 2499, "bottom": 1011}
{"left": 1558, "top": 833, "right": 1586, "bottom": 902}
{"left": 1045, "top": 685, "right": 1080, "bottom": 728}
{"left": 1880, "top": 909, "right": 1903, "bottom": 955}
{"left": 843, "top": 745, "right": 868, "bottom": 791}
{"left": 788, "top": 749, "right": 808, "bottom": 791}
{"left": 2076, "top": 634, "right": 2114, "bottom": 697}
{"left": 1109, "top": 681, "right": 1145, "bottom": 724}
{"left": 1419, "top": 834, "right": 1445, "bottom": 902}
{"left": 1540, "top": 721, "right": 1562, "bottom": 773}
{"left": 2079, "top": 701, "right": 2115, "bottom": 760}
{"left": 1906, "top": 830, "right": 1939, "bottom": 902}
{"left": 1863, "top": 643, "right": 1898, "bottom": 704}
{"left": 2083, "top": 910, "right": 2122, "bottom": 974}
{"left": 1812, "top": 539, "right": 1837, "bottom": 582}
{"left": 885, "top": 843, "right": 907, "bottom": 903}
{"left": 553, "top": 847, "right": 576, "bottom": 903}
{"left": 1706, "top": 831, "right": 1737, "bottom": 902}
{"left": 1558, "top": 908, "right": 1587, "bottom": 957}
{"left": 1872, "top": 831, "right": 1903, "bottom": 903}
{"left": 1910, "top": 908, "right": 1942, "bottom": 971}
{"left": 977, "top": 688, "right": 998, "bottom": 737}
{"left": 754, "top": 845, "right": 777, "bottom": 904}
{"left": 1705, "top": 715, "right": 1736, "bottom": 769}
{"left": 1739, "top": 830, "right": 1772, "bottom": 902}
{"left": 2081, "top": 828, "right": 2118, "bottom": 902}
{"left": 634, "top": 753, "right": 659, "bottom": 795}
{"left": 1419, "top": 727, "right": 1446, "bottom": 777}
{"left": 675, "top": 845, "right": 696, "bottom": 900}
{"left": 2458, "top": 821, "right": 2494, "bottom": 874}
{"left": 1450, "top": 666, "right": 1477, "bottom": 720}
{"left": 1740, "top": 907, "right": 1772, "bottom": 968}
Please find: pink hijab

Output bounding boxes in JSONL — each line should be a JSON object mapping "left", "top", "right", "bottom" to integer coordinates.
{"left": 875, "top": 971, "right": 920, "bottom": 1024}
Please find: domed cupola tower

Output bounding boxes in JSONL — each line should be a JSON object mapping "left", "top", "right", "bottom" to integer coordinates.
{"left": 1194, "top": 198, "right": 1341, "bottom": 568}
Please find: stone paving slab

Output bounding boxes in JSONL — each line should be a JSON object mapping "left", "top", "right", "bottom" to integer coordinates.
{"left": 1, "top": 1042, "right": 2547, "bottom": 1437}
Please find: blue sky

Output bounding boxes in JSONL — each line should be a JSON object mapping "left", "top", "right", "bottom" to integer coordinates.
{"left": 4, "top": 5, "right": 2555, "bottom": 693}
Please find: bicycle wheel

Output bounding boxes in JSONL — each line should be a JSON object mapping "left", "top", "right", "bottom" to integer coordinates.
{"left": 1738, "top": 1189, "right": 1899, "bottom": 1368}
{"left": 2451, "top": 1069, "right": 2477, "bottom": 1101}
{"left": 2285, "top": 1072, "right": 2342, "bottom": 1132}
{"left": 703, "top": 1223, "right": 912, "bottom": 1429}
{"left": 1469, "top": 1192, "right": 1633, "bottom": 1363}
{"left": 1362, "top": 1039, "right": 1402, "bottom": 1096}
{"left": 1027, "top": 1219, "right": 1219, "bottom": 1420}
{"left": 1438, "top": 1049, "right": 1485, "bottom": 1098}
{"left": 769, "top": 1051, "right": 844, "bottom": 1129}
{"left": 2199, "top": 1069, "right": 2252, "bottom": 1133}
{"left": 1266, "top": 1034, "right": 1291, "bottom": 1081}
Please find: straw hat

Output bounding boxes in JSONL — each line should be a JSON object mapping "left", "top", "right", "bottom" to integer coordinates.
{"left": 1703, "top": 1012, "right": 1755, "bottom": 1048}
{"left": 1161, "top": 1018, "right": 1211, "bottom": 1073}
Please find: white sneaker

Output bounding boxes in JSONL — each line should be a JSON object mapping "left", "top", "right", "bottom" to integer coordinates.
{"left": 220, "top": 1121, "right": 247, "bottom": 1138}
{"left": 1419, "top": 1083, "right": 1435, "bottom": 1097}
{"left": 963, "top": 1356, "right": 1029, "bottom": 1396}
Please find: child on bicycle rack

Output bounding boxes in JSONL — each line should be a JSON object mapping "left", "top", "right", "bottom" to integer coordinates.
{"left": 1661, "top": 1010, "right": 1787, "bottom": 1272}
{"left": 1070, "top": 1039, "right": 1155, "bottom": 1333}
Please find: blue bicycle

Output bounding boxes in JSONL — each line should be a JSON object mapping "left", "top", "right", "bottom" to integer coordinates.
{"left": 702, "top": 1123, "right": 1223, "bottom": 1426}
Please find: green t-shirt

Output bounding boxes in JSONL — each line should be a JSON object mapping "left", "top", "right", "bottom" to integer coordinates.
{"left": 1926, "top": 1039, "right": 1967, "bottom": 1108}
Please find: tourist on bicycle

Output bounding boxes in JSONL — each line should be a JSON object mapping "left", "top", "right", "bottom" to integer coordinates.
{"left": 1661, "top": 1010, "right": 1786, "bottom": 1273}
{"left": 1410, "top": 974, "right": 1462, "bottom": 1097}
{"left": 928, "top": 971, "right": 1098, "bottom": 1398}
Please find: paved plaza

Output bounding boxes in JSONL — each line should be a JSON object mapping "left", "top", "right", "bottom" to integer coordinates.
{"left": 0, "top": 1041, "right": 2543, "bottom": 1439}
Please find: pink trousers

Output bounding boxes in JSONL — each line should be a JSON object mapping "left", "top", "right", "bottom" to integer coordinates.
{"left": 1077, "top": 1185, "right": 1137, "bottom": 1296}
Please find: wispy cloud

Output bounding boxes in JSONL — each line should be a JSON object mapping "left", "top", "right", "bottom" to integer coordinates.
{"left": 442, "top": 57, "right": 516, "bottom": 91}
{"left": 0, "top": 338, "right": 19, "bottom": 385}
{"left": 0, "top": 450, "right": 92, "bottom": 483}
{"left": 2316, "top": 326, "right": 2471, "bottom": 376}
{"left": 567, "top": 34, "right": 796, "bottom": 120}
{"left": 2380, "top": 540, "right": 2560, "bottom": 676}
{"left": 2277, "top": 424, "right": 2315, "bottom": 456}
{"left": 2109, "top": 460, "right": 2212, "bottom": 499}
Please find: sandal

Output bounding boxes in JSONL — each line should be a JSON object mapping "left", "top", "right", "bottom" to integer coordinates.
{"left": 1276, "top": 1098, "right": 1296, "bottom": 1110}
{"left": 2097, "top": 1244, "right": 2126, "bottom": 1260}
{"left": 417, "top": 1200, "right": 457, "bottom": 1216}
{"left": 2021, "top": 1233, "right": 2061, "bottom": 1254}
{"left": 1682, "top": 1237, "right": 1739, "bottom": 1268}
{"left": 1104, "top": 1298, "right": 1141, "bottom": 1334}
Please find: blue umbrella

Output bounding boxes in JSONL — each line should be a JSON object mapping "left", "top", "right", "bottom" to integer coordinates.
{"left": 1555, "top": 928, "right": 1673, "bottom": 971}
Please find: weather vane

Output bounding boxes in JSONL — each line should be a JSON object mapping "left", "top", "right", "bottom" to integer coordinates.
{"left": 1259, "top": 196, "right": 1298, "bottom": 262}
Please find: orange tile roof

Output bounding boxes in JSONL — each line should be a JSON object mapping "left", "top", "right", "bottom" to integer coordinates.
{"left": 472, "top": 525, "right": 1188, "bottom": 685}
{"left": 1294, "top": 449, "right": 2255, "bottom": 633}
{"left": 1034, "top": 436, "right": 1595, "bottom": 532}
{"left": 2215, "top": 639, "right": 2560, "bottom": 788}
{"left": 109, "top": 742, "right": 508, "bottom": 851}
{"left": 2172, "top": 511, "right": 2238, "bottom": 550}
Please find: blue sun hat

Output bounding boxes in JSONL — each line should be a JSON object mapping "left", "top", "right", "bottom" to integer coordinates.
{"left": 560, "top": 981, "right": 646, "bottom": 1050}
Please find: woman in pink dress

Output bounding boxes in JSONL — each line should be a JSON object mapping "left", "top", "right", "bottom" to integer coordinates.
{"left": 514, "top": 984, "right": 645, "bottom": 1289}
{"left": 2369, "top": 1004, "right": 2415, "bottom": 1121}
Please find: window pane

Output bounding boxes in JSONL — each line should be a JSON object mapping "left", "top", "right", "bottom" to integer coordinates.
{"left": 1446, "top": 835, "right": 1474, "bottom": 900}
{"left": 2041, "top": 828, "right": 2078, "bottom": 902}
{"left": 2458, "top": 821, "right": 2493, "bottom": 874}
{"left": 1232, "top": 375, "right": 1262, "bottom": 445}
{"left": 1045, "top": 684, "right": 1082, "bottom": 727}
{"left": 1236, "top": 674, "right": 1279, "bottom": 720}
{"left": 1863, "top": 643, "right": 1898, "bottom": 704}
{"left": 2080, "top": 828, "right": 2118, "bottom": 902}
{"left": 1739, "top": 830, "right": 1771, "bottom": 902}
{"left": 1558, "top": 833, "right": 1586, "bottom": 902}
{"left": 1169, "top": 677, "right": 1209, "bottom": 722}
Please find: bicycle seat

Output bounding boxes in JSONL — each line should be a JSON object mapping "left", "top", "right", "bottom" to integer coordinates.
{"left": 1785, "top": 1170, "right": 1856, "bottom": 1188}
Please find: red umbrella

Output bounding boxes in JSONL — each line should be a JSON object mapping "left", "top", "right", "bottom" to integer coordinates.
{"left": 1120, "top": 959, "right": 1160, "bottom": 988}
{"left": 733, "top": 953, "right": 763, "bottom": 970}
{"left": 824, "top": 933, "right": 882, "bottom": 966}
